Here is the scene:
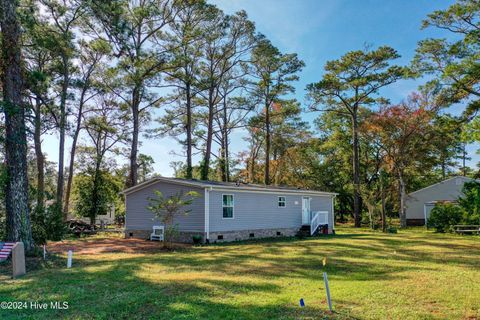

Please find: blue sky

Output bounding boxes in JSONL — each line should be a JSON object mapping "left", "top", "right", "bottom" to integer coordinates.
{"left": 42, "top": 0, "right": 479, "bottom": 175}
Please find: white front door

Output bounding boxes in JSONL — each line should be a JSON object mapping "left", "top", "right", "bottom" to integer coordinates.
{"left": 302, "top": 197, "right": 311, "bottom": 225}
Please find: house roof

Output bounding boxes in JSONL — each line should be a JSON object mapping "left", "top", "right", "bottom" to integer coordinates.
{"left": 121, "top": 176, "right": 338, "bottom": 197}
{"left": 408, "top": 176, "right": 475, "bottom": 196}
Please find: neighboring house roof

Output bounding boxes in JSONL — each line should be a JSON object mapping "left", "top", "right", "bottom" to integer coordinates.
{"left": 425, "top": 200, "right": 458, "bottom": 205}
{"left": 408, "top": 176, "right": 475, "bottom": 196}
{"left": 121, "top": 176, "right": 338, "bottom": 197}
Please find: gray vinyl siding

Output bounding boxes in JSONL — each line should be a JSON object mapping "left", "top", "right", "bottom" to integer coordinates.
{"left": 406, "top": 177, "right": 471, "bottom": 220}
{"left": 208, "top": 190, "right": 334, "bottom": 232}
{"left": 125, "top": 181, "right": 205, "bottom": 232}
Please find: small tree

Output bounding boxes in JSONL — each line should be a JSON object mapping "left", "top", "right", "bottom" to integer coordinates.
{"left": 364, "top": 93, "right": 437, "bottom": 227}
{"left": 147, "top": 190, "right": 199, "bottom": 247}
{"left": 458, "top": 181, "right": 480, "bottom": 225}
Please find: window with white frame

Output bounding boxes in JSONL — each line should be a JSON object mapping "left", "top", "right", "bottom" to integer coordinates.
{"left": 278, "top": 196, "right": 286, "bottom": 207}
{"left": 222, "top": 194, "right": 234, "bottom": 218}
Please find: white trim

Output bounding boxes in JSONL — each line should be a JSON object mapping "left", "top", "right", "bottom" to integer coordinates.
{"left": 204, "top": 188, "right": 210, "bottom": 240}
{"left": 331, "top": 196, "right": 335, "bottom": 230}
{"left": 423, "top": 204, "right": 427, "bottom": 226}
{"left": 423, "top": 202, "right": 436, "bottom": 225}
{"left": 408, "top": 176, "right": 473, "bottom": 196}
{"left": 278, "top": 195, "right": 286, "bottom": 208}
{"left": 124, "top": 195, "right": 128, "bottom": 230}
{"left": 222, "top": 194, "right": 234, "bottom": 219}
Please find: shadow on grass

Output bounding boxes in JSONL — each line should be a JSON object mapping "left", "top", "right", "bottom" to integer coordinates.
{"left": 1, "top": 230, "right": 479, "bottom": 319}
{"left": 0, "top": 253, "right": 352, "bottom": 320}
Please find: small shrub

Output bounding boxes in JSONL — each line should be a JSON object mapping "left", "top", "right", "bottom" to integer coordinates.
{"left": 192, "top": 235, "right": 203, "bottom": 244}
{"left": 164, "top": 224, "right": 180, "bottom": 248}
{"left": 147, "top": 190, "right": 199, "bottom": 248}
{"left": 31, "top": 207, "right": 48, "bottom": 245}
{"left": 387, "top": 226, "right": 397, "bottom": 234}
{"left": 31, "top": 204, "right": 67, "bottom": 245}
{"left": 427, "top": 202, "right": 464, "bottom": 233}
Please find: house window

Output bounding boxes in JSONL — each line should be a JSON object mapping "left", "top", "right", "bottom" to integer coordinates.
{"left": 222, "top": 194, "right": 234, "bottom": 218}
{"left": 278, "top": 196, "right": 286, "bottom": 207}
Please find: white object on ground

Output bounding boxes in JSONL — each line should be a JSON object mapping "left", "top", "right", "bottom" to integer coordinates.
{"left": 150, "top": 225, "right": 164, "bottom": 241}
{"left": 67, "top": 250, "right": 73, "bottom": 268}
{"left": 323, "top": 272, "right": 333, "bottom": 312}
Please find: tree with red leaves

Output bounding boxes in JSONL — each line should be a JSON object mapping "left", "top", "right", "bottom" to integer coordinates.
{"left": 365, "top": 93, "right": 437, "bottom": 227}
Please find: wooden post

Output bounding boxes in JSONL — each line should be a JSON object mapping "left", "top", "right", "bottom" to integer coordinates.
{"left": 323, "top": 272, "right": 333, "bottom": 312}
{"left": 12, "top": 242, "right": 26, "bottom": 278}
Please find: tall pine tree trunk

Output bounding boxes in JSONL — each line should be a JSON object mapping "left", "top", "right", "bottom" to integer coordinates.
{"left": 264, "top": 100, "right": 271, "bottom": 185}
{"left": 64, "top": 66, "right": 94, "bottom": 213}
{"left": 1, "top": 0, "right": 34, "bottom": 251}
{"left": 352, "top": 113, "right": 361, "bottom": 227}
{"left": 128, "top": 87, "right": 140, "bottom": 187}
{"left": 201, "top": 88, "right": 214, "bottom": 181}
{"left": 220, "top": 97, "right": 229, "bottom": 182}
{"left": 224, "top": 128, "right": 230, "bottom": 182}
{"left": 57, "top": 55, "right": 69, "bottom": 219}
{"left": 185, "top": 83, "right": 193, "bottom": 179}
{"left": 64, "top": 108, "right": 83, "bottom": 214}
{"left": 33, "top": 99, "right": 45, "bottom": 211}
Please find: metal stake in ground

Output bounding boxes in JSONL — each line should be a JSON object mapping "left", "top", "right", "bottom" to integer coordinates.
{"left": 323, "top": 272, "right": 333, "bottom": 312}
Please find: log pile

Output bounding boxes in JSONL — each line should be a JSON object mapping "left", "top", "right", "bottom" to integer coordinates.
{"left": 67, "top": 220, "right": 97, "bottom": 237}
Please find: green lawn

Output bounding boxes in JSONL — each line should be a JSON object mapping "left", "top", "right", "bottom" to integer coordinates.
{"left": 0, "top": 227, "right": 479, "bottom": 320}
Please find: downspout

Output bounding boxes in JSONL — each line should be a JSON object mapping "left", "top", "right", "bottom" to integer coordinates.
{"left": 123, "top": 192, "right": 128, "bottom": 237}
{"left": 331, "top": 195, "right": 336, "bottom": 233}
{"left": 204, "top": 187, "right": 212, "bottom": 242}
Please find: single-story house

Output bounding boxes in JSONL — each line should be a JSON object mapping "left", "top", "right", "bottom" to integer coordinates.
{"left": 121, "top": 177, "right": 337, "bottom": 243}
{"left": 406, "top": 176, "right": 473, "bottom": 226}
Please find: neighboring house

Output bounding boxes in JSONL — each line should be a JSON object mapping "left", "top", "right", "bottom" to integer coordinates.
{"left": 66, "top": 204, "right": 116, "bottom": 225}
{"left": 405, "top": 176, "right": 473, "bottom": 226}
{"left": 121, "top": 177, "right": 337, "bottom": 243}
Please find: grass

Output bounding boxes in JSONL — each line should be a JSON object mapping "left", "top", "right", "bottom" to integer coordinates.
{"left": 0, "top": 227, "right": 479, "bottom": 320}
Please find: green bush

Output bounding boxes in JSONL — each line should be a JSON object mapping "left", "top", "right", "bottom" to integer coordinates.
{"left": 386, "top": 226, "right": 397, "bottom": 234}
{"left": 192, "top": 235, "right": 203, "bottom": 244}
{"left": 31, "top": 204, "right": 67, "bottom": 245}
{"left": 427, "top": 203, "right": 464, "bottom": 233}
{"left": 458, "top": 181, "right": 480, "bottom": 225}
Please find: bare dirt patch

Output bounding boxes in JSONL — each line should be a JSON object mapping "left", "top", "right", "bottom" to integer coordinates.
{"left": 47, "top": 237, "right": 191, "bottom": 255}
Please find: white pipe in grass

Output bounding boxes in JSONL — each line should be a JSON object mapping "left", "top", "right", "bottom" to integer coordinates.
{"left": 323, "top": 272, "right": 333, "bottom": 312}
{"left": 67, "top": 250, "right": 73, "bottom": 268}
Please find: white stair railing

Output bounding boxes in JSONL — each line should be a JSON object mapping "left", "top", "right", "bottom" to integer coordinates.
{"left": 310, "top": 211, "right": 329, "bottom": 236}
